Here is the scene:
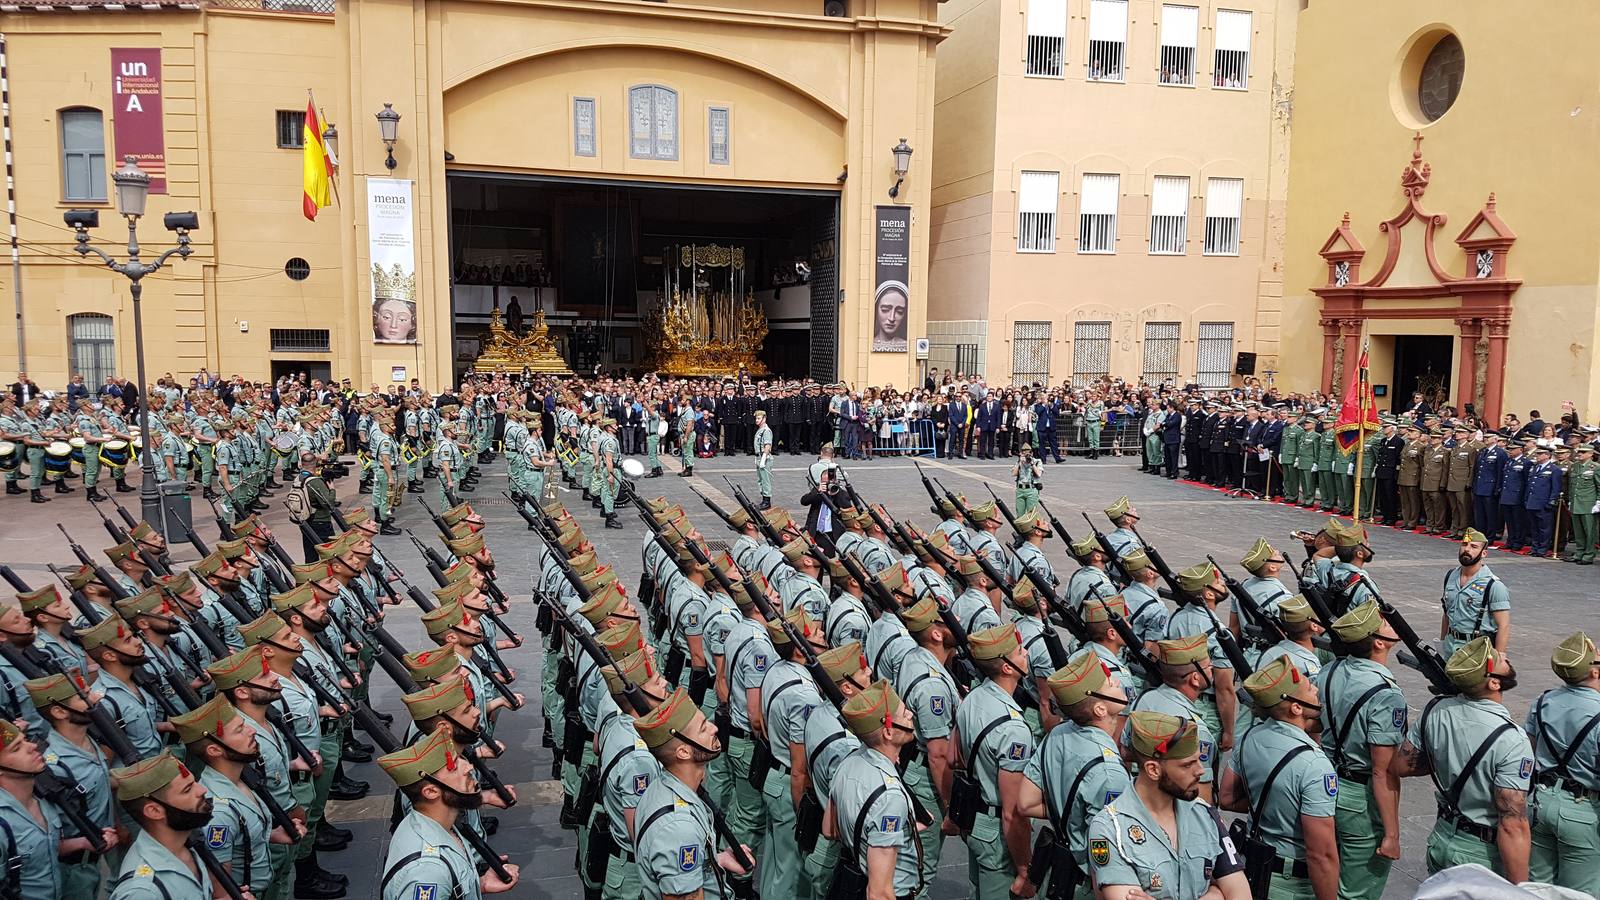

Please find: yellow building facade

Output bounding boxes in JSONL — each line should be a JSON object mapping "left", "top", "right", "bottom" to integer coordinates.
{"left": 1279, "top": 0, "right": 1600, "bottom": 422}
{"left": 927, "top": 0, "right": 1296, "bottom": 388}
{"left": 0, "top": 0, "right": 948, "bottom": 391}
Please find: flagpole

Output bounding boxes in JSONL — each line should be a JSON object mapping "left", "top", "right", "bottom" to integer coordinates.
{"left": 1354, "top": 339, "right": 1369, "bottom": 522}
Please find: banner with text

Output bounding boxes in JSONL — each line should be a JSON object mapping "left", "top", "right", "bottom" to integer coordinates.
{"left": 873, "top": 206, "right": 910, "bottom": 353}
{"left": 111, "top": 49, "right": 166, "bottom": 194}
{"left": 367, "top": 178, "right": 419, "bottom": 345}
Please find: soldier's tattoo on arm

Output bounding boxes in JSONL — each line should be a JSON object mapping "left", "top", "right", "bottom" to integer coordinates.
{"left": 1493, "top": 787, "right": 1528, "bottom": 821}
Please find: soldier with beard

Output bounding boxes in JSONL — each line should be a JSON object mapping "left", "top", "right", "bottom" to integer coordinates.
{"left": 108, "top": 752, "right": 218, "bottom": 900}
{"left": 78, "top": 614, "right": 169, "bottom": 759}
{"left": 25, "top": 673, "right": 121, "bottom": 898}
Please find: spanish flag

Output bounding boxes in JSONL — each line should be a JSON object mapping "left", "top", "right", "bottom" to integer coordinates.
{"left": 1335, "top": 344, "right": 1381, "bottom": 452}
{"left": 302, "top": 96, "right": 334, "bottom": 221}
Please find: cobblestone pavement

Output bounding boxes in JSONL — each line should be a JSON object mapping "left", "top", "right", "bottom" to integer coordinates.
{"left": 2, "top": 452, "right": 1591, "bottom": 899}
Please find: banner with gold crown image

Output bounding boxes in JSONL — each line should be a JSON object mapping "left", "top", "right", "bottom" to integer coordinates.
{"left": 367, "top": 177, "right": 419, "bottom": 345}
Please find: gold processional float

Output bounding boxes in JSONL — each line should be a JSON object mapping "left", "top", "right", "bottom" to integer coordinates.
{"left": 472, "top": 304, "right": 574, "bottom": 374}
{"left": 644, "top": 243, "right": 769, "bottom": 377}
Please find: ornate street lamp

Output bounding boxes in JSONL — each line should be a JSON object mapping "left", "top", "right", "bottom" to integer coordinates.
{"left": 376, "top": 103, "right": 401, "bottom": 171}
{"left": 888, "top": 138, "right": 914, "bottom": 200}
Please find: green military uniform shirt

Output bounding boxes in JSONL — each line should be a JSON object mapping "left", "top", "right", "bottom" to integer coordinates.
{"left": 1315, "top": 657, "right": 1406, "bottom": 778}
{"left": 1439, "top": 566, "right": 1511, "bottom": 657}
{"left": 1024, "top": 722, "right": 1131, "bottom": 865}
{"left": 380, "top": 810, "right": 483, "bottom": 900}
{"left": 1230, "top": 719, "right": 1338, "bottom": 858}
{"left": 952, "top": 587, "right": 1003, "bottom": 636}
{"left": 110, "top": 828, "right": 214, "bottom": 900}
{"left": 829, "top": 746, "right": 922, "bottom": 896}
{"left": 198, "top": 766, "right": 273, "bottom": 896}
{"left": 1086, "top": 788, "right": 1241, "bottom": 899}
{"left": 635, "top": 770, "right": 729, "bottom": 900}
{"left": 0, "top": 780, "right": 63, "bottom": 898}
{"left": 1409, "top": 696, "right": 1534, "bottom": 830}
{"left": 955, "top": 679, "right": 1033, "bottom": 810}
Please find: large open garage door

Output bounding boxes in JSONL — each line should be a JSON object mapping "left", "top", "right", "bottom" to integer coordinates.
{"left": 447, "top": 172, "right": 839, "bottom": 384}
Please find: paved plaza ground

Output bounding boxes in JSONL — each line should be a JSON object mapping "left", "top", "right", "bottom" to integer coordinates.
{"left": 2, "top": 451, "right": 1592, "bottom": 899}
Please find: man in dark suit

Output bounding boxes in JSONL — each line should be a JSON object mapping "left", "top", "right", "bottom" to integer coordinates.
{"left": 1034, "top": 394, "right": 1062, "bottom": 463}
{"left": 1260, "top": 407, "right": 1287, "bottom": 496}
{"left": 839, "top": 393, "right": 863, "bottom": 460}
{"left": 1161, "top": 401, "right": 1183, "bottom": 479}
{"left": 716, "top": 385, "right": 737, "bottom": 455}
{"left": 64, "top": 375, "right": 90, "bottom": 413}
{"left": 974, "top": 395, "right": 1002, "bottom": 459}
{"left": 946, "top": 394, "right": 969, "bottom": 459}
{"left": 801, "top": 459, "right": 847, "bottom": 539}
{"left": 8, "top": 373, "right": 39, "bottom": 404}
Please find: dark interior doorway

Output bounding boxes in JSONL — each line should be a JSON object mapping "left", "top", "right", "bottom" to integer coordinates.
{"left": 270, "top": 360, "right": 332, "bottom": 386}
{"left": 1390, "top": 335, "right": 1453, "bottom": 413}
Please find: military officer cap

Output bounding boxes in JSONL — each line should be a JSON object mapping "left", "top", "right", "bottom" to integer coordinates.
{"left": 65, "top": 564, "right": 97, "bottom": 591}
{"left": 818, "top": 642, "right": 868, "bottom": 684}
{"left": 1121, "top": 549, "right": 1154, "bottom": 574}
{"left": 446, "top": 531, "right": 485, "bottom": 559}
{"left": 969, "top": 622, "right": 1020, "bottom": 660}
{"left": 644, "top": 496, "right": 672, "bottom": 515}
{"left": 240, "top": 611, "right": 289, "bottom": 647}
{"left": 578, "top": 580, "right": 628, "bottom": 625}
{"left": 1082, "top": 595, "right": 1128, "bottom": 625}
{"left": 289, "top": 560, "right": 333, "bottom": 587}
{"left": 933, "top": 494, "right": 961, "bottom": 517}
{"left": 726, "top": 506, "right": 753, "bottom": 529}
{"left": 1461, "top": 528, "right": 1488, "bottom": 545}
{"left": 378, "top": 726, "right": 458, "bottom": 788}
{"left": 1329, "top": 599, "right": 1383, "bottom": 643}
{"left": 1243, "top": 654, "right": 1305, "bottom": 707}
{"left": 440, "top": 503, "right": 484, "bottom": 528}
{"left": 1126, "top": 711, "right": 1201, "bottom": 760}
{"left": 342, "top": 506, "right": 373, "bottom": 527}
{"left": 1156, "top": 634, "right": 1210, "bottom": 666}
{"left": 216, "top": 539, "right": 250, "bottom": 563}
{"left": 964, "top": 501, "right": 997, "bottom": 525}
{"left": 1009, "top": 577, "right": 1040, "bottom": 612}
{"left": 767, "top": 608, "right": 814, "bottom": 648}
{"left": 1535, "top": 444, "right": 1553, "bottom": 457}
{"left": 1579, "top": 444, "right": 1597, "bottom": 455}
{"left": 839, "top": 507, "right": 870, "bottom": 529}
{"left": 632, "top": 686, "right": 700, "bottom": 749}
{"left": 170, "top": 695, "right": 239, "bottom": 746}
{"left": 191, "top": 552, "right": 228, "bottom": 579}
{"left": 422, "top": 600, "right": 470, "bottom": 638}
{"left": 736, "top": 573, "right": 773, "bottom": 612}
{"left": 16, "top": 585, "right": 60, "bottom": 615}
{"left": 26, "top": 671, "right": 86, "bottom": 709}
{"left": 597, "top": 619, "right": 647, "bottom": 659}
{"left": 208, "top": 645, "right": 270, "bottom": 691}
{"left": 1241, "top": 537, "right": 1277, "bottom": 572}
{"left": 1275, "top": 594, "right": 1315, "bottom": 624}
{"left": 404, "top": 647, "right": 460, "bottom": 684}
{"left": 115, "top": 586, "right": 169, "bottom": 620}
{"left": 901, "top": 596, "right": 941, "bottom": 633}
{"left": 1104, "top": 496, "right": 1131, "bottom": 521}
{"left": 77, "top": 614, "right": 129, "bottom": 651}
{"left": 1552, "top": 632, "right": 1600, "bottom": 684}
{"left": 111, "top": 751, "right": 185, "bottom": 802}
{"left": 602, "top": 649, "right": 657, "bottom": 695}
{"left": 914, "top": 529, "right": 952, "bottom": 563}
{"left": 1013, "top": 510, "right": 1049, "bottom": 537}
{"left": 1444, "top": 636, "right": 1500, "bottom": 689}
{"left": 1048, "top": 648, "right": 1112, "bottom": 708}
{"left": 1332, "top": 519, "right": 1368, "bottom": 548}
{"left": 105, "top": 541, "right": 138, "bottom": 564}
{"left": 840, "top": 679, "right": 900, "bottom": 737}
{"left": 1176, "top": 561, "right": 1219, "bottom": 594}
{"left": 270, "top": 583, "right": 317, "bottom": 614}
{"left": 402, "top": 673, "right": 473, "bottom": 721}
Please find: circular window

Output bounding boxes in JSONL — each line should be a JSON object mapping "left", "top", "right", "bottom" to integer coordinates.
{"left": 1417, "top": 34, "right": 1465, "bottom": 121}
{"left": 285, "top": 257, "right": 311, "bottom": 281}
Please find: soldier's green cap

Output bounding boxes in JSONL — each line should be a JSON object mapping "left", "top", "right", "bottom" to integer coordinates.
{"left": 314, "top": 535, "right": 352, "bottom": 562}
{"left": 779, "top": 536, "right": 814, "bottom": 565}
{"left": 403, "top": 647, "right": 460, "bottom": 684}
{"left": 1009, "top": 576, "right": 1039, "bottom": 612}
{"left": 228, "top": 515, "right": 263, "bottom": 539}
{"left": 290, "top": 561, "right": 332, "bottom": 586}
{"left": 1176, "top": 562, "right": 1219, "bottom": 594}
{"left": 767, "top": 608, "right": 813, "bottom": 647}
{"left": 403, "top": 673, "right": 473, "bottom": 722}
{"left": 1082, "top": 594, "right": 1128, "bottom": 625}
{"left": 207, "top": 645, "right": 269, "bottom": 691}
{"left": 114, "top": 586, "right": 168, "bottom": 619}
{"left": 967, "top": 501, "right": 1000, "bottom": 525}
{"left": 841, "top": 679, "right": 900, "bottom": 737}
{"left": 16, "top": 585, "right": 60, "bottom": 615}
{"left": 817, "top": 642, "right": 867, "bottom": 683}
{"left": 77, "top": 614, "right": 131, "bottom": 652}
{"left": 159, "top": 572, "right": 196, "bottom": 598}
{"left": 1444, "top": 636, "right": 1499, "bottom": 689}
{"left": 111, "top": 751, "right": 185, "bottom": 802}
{"left": 270, "top": 583, "right": 316, "bottom": 613}
{"left": 580, "top": 565, "right": 617, "bottom": 596}
{"left": 378, "top": 726, "right": 457, "bottom": 788}
{"left": 191, "top": 552, "right": 225, "bottom": 579}
{"left": 440, "top": 560, "right": 475, "bottom": 587}
{"left": 341, "top": 506, "right": 374, "bottom": 527}
{"left": 1104, "top": 496, "right": 1131, "bottom": 521}
{"left": 1156, "top": 633, "right": 1210, "bottom": 666}
{"left": 876, "top": 563, "right": 907, "bottom": 595}
{"left": 1048, "top": 648, "right": 1111, "bottom": 708}
{"left": 901, "top": 596, "right": 941, "bottom": 633}
{"left": 446, "top": 531, "right": 485, "bottom": 559}
{"left": 602, "top": 649, "right": 657, "bottom": 695}
{"left": 1552, "top": 632, "right": 1600, "bottom": 683}
{"left": 1461, "top": 528, "right": 1488, "bottom": 545}
{"left": 1276, "top": 594, "right": 1314, "bottom": 624}
{"left": 0, "top": 720, "right": 21, "bottom": 756}
{"left": 632, "top": 686, "right": 700, "bottom": 749}
{"left": 1069, "top": 535, "right": 1098, "bottom": 560}
{"left": 912, "top": 529, "right": 951, "bottom": 565}
{"left": 26, "top": 671, "right": 86, "bottom": 708}
{"left": 439, "top": 503, "right": 481, "bottom": 527}
{"left": 954, "top": 555, "right": 984, "bottom": 578}
{"left": 422, "top": 601, "right": 469, "bottom": 638}
{"left": 105, "top": 541, "right": 138, "bottom": 564}
{"left": 764, "top": 508, "right": 797, "bottom": 535}
{"left": 1126, "top": 711, "right": 1200, "bottom": 759}
{"left": 823, "top": 555, "right": 851, "bottom": 582}
{"left": 1121, "top": 549, "right": 1153, "bottom": 574}
{"left": 1241, "top": 538, "right": 1277, "bottom": 572}
{"left": 432, "top": 578, "right": 477, "bottom": 608}
{"left": 597, "top": 620, "right": 647, "bottom": 663}
{"left": 1243, "top": 654, "right": 1305, "bottom": 707}
{"left": 170, "top": 695, "right": 238, "bottom": 746}
{"left": 240, "top": 611, "right": 289, "bottom": 647}
{"left": 216, "top": 539, "right": 250, "bottom": 562}
{"left": 726, "top": 506, "right": 753, "bottom": 529}
{"left": 934, "top": 495, "right": 961, "bottom": 517}
{"left": 1329, "top": 599, "right": 1383, "bottom": 643}
{"left": 969, "top": 622, "right": 1020, "bottom": 660}
{"left": 558, "top": 526, "right": 590, "bottom": 552}
{"left": 579, "top": 580, "right": 628, "bottom": 625}
{"left": 1331, "top": 518, "right": 1368, "bottom": 549}
{"left": 65, "top": 564, "right": 97, "bottom": 592}
{"left": 1013, "top": 510, "right": 1048, "bottom": 537}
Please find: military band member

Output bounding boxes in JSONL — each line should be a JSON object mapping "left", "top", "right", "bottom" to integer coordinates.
{"left": 372, "top": 417, "right": 402, "bottom": 535}
{"left": 1440, "top": 528, "right": 1512, "bottom": 658}
{"left": 1524, "top": 632, "right": 1600, "bottom": 894}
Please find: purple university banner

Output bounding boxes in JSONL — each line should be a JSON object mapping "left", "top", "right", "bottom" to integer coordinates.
{"left": 111, "top": 48, "right": 166, "bottom": 193}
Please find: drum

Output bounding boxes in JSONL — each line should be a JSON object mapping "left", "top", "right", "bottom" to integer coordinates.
{"left": 69, "top": 436, "right": 88, "bottom": 465}
{"left": 44, "top": 442, "right": 74, "bottom": 476}
{"left": 100, "top": 439, "right": 131, "bottom": 467}
{"left": 0, "top": 441, "right": 16, "bottom": 472}
{"left": 272, "top": 434, "right": 298, "bottom": 458}
{"left": 620, "top": 458, "right": 646, "bottom": 479}
{"left": 132, "top": 437, "right": 144, "bottom": 454}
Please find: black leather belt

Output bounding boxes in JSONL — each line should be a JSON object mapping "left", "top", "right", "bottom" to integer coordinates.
{"left": 1337, "top": 768, "right": 1371, "bottom": 785}
{"left": 60, "top": 850, "right": 102, "bottom": 866}
{"left": 1270, "top": 856, "right": 1310, "bottom": 878}
{"left": 1535, "top": 772, "right": 1600, "bottom": 801}
{"left": 726, "top": 725, "right": 750, "bottom": 740}
{"left": 293, "top": 771, "right": 313, "bottom": 784}
{"left": 1437, "top": 805, "right": 1496, "bottom": 843}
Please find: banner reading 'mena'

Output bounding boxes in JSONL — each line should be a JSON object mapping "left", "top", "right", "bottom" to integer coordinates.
{"left": 873, "top": 205, "right": 910, "bottom": 353}
{"left": 368, "top": 178, "right": 419, "bottom": 345}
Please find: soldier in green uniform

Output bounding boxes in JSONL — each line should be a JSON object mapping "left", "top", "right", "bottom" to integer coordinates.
{"left": 1565, "top": 444, "right": 1599, "bottom": 564}
{"left": 1019, "top": 648, "right": 1131, "bottom": 900}
{"left": 434, "top": 421, "right": 466, "bottom": 507}
{"left": 1333, "top": 427, "right": 1356, "bottom": 516}
{"left": 377, "top": 726, "right": 521, "bottom": 900}
{"left": 75, "top": 399, "right": 109, "bottom": 501}
{"left": 632, "top": 686, "right": 755, "bottom": 900}
{"left": 372, "top": 416, "right": 402, "bottom": 535}
{"left": 0, "top": 717, "right": 66, "bottom": 898}
{"left": 171, "top": 696, "right": 281, "bottom": 898}
{"left": 502, "top": 406, "right": 528, "bottom": 499}
{"left": 1102, "top": 496, "right": 1144, "bottom": 558}
{"left": 1314, "top": 416, "right": 1339, "bottom": 512}
{"left": 1008, "top": 510, "right": 1055, "bottom": 591}
{"left": 952, "top": 622, "right": 1037, "bottom": 900}
{"left": 1292, "top": 415, "right": 1319, "bottom": 507}
{"left": 645, "top": 400, "right": 664, "bottom": 478}
{"left": 1439, "top": 529, "right": 1511, "bottom": 658}
{"left": 1231, "top": 538, "right": 1293, "bottom": 662}
{"left": 756, "top": 609, "right": 827, "bottom": 900}
{"left": 1126, "top": 635, "right": 1219, "bottom": 801}
{"left": 1521, "top": 632, "right": 1600, "bottom": 893}
{"left": 1315, "top": 600, "right": 1407, "bottom": 900}
{"left": 1279, "top": 414, "right": 1304, "bottom": 508}
{"left": 1165, "top": 564, "right": 1236, "bottom": 762}
{"left": 590, "top": 650, "right": 664, "bottom": 900}
{"left": 15, "top": 398, "right": 53, "bottom": 502}
{"left": 1392, "top": 636, "right": 1533, "bottom": 882}
{"left": 1086, "top": 711, "right": 1248, "bottom": 900}
{"left": 827, "top": 680, "right": 923, "bottom": 900}
{"left": 677, "top": 400, "right": 697, "bottom": 477}
{"left": 754, "top": 410, "right": 774, "bottom": 509}
{"left": 600, "top": 418, "right": 624, "bottom": 528}
{"left": 1013, "top": 442, "right": 1043, "bottom": 516}
{"left": 1421, "top": 428, "right": 1451, "bottom": 534}
{"left": 108, "top": 752, "right": 218, "bottom": 900}
{"left": 890, "top": 596, "right": 961, "bottom": 889}
{"left": 158, "top": 412, "right": 191, "bottom": 486}
{"left": 1447, "top": 425, "right": 1480, "bottom": 538}
{"left": 26, "top": 672, "right": 120, "bottom": 897}
{"left": 1220, "top": 655, "right": 1338, "bottom": 900}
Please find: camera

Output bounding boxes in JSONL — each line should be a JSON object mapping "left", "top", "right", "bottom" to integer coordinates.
{"left": 62, "top": 209, "right": 100, "bottom": 230}
{"left": 164, "top": 211, "right": 201, "bottom": 233}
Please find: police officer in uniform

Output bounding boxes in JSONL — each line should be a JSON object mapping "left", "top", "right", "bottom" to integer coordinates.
{"left": 108, "top": 752, "right": 218, "bottom": 900}
{"left": 1440, "top": 529, "right": 1511, "bottom": 658}
{"left": 1524, "top": 631, "right": 1600, "bottom": 893}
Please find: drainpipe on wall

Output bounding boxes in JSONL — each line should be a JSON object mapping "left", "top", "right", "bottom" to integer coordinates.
{"left": 0, "top": 34, "right": 23, "bottom": 370}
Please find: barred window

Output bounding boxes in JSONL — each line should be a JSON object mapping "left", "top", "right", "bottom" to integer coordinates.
{"left": 1025, "top": 0, "right": 1067, "bottom": 77}
{"left": 1213, "top": 9, "right": 1251, "bottom": 89}
{"left": 1148, "top": 175, "right": 1189, "bottom": 255}
{"left": 1072, "top": 321, "right": 1111, "bottom": 387}
{"left": 270, "top": 328, "right": 332, "bottom": 353}
{"left": 1142, "top": 321, "right": 1181, "bottom": 384}
{"left": 1159, "top": 4, "right": 1198, "bottom": 85}
{"left": 1078, "top": 173, "right": 1119, "bottom": 254}
{"left": 68, "top": 313, "right": 115, "bottom": 386}
{"left": 1012, "top": 321, "right": 1052, "bottom": 385}
{"left": 1017, "top": 171, "right": 1059, "bottom": 253}
{"left": 1086, "top": 0, "right": 1127, "bottom": 82}
{"left": 276, "top": 110, "right": 306, "bottom": 149}
{"left": 1196, "top": 322, "right": 1235, "bottom": 389}
{"left": 1203, "top": 177, "right": 1244, "bottom": 255}
{"left": 628, "top": 85, "right": 678, "bottom": 161}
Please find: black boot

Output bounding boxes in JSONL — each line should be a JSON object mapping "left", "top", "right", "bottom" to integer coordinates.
{"left": 341, "top": 739, "right": 373, "bottom": 764}
{"left": 358, "top": 481, "right": 372, "bottom": 494}
{"left": 31, "top": 489, "right": 48, "bottom": 503}
{"left": 86, "top": 486, "right": 106, "bottom": 502}
{"left": 293, "top": 858, "right": 347, "bottom": 899}
{"left": 379, "top": 519, "right": 402, "bottom": 536}
{"left": 605, "top": 514, "right": 625, "bottom": 529}
{"left": 759, "top": 497, "right": 771, "bottom": 510}
{"left": 320, "top": 822, "right": 354, "bottom": 843}
{"left": 115, "top": 477, "right": 135, "bottom": 492}
{"left": 4, "top": 483, "right": 21, "bottom": 495}
{"left": 202, "top": 486, "right": 218, "bottom": 500}
{"left": 482, "top": 815, "right": 500, "bottom": 836}
{"left": 54, "top": 479, "right": 74, "bottom": 494}
{"left": 265, "top": 478, "right": 282, "bottom": 490}
{"left": 648, "top": 467, "right": 662, "bottom": 478}
{"left": 329, "top": 774, "right": 368, "bottom": 801}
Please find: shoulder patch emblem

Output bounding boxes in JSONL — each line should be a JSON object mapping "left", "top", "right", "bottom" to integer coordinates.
{"left": 634, "top": 774, "right": 651, "bottom": 795}
{"left": 1127, "top": 823, "right": 1146, "bottom": 844}
{"left": 930, "top": 696, "right": 946, "bottom": 717}
{"left": 421, "top": 844, "right": 439, "bottom": 856}
{"left": 752, "top": 653, "right": 768, "bottom": 672}
{"left": 206, "top": 825, "right": 230, "bottom": 849}
{"left": 135, "top": 864, "right": 155, "bottom": 878}
{"left": 1007, "top": 741, "right": 1029, "bottom": 761}
{"left": 1148, "top": 874, "right": 1164, "bottom": 892}
{"left": 414, "top": 886, "right": 439, "bottom": 900}
{"left": 1089, "top": 839, "right": 1110, "bottom": 866}
{"left": 1392, "top": 708, "right": 1407, "bottom": 730}
{"left": 1102, "top": 789, "right": 1121, "bottom": 806}
{"left": 1198, "top": 740, "right": 1214, "bottom": 762}
{"left": 679, "top": 844, "right": 700, "bottom": 872}
{"left": 686, "top": 612, "right": 699, "bottom": 627}
{"left": 1520, "top": 758, "right": 1535, "bottom": 779}
{"left": 1324, "top": 773, "right": 1339, "bottom": 797}
{"left": 880, "top": 815, "right": 902, "bottom": 833}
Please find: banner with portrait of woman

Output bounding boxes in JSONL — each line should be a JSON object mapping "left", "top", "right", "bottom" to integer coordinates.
{"left": 873, "top": 205, "right": 910, "bottom": 352}
{"left": 367, "top": 177, "right": 419, "bottom": 344}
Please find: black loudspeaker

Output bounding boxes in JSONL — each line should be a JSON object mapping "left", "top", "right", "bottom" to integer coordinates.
{"left": 1234, "top": 351, "right": 1257, "bottom": 376}
{"left": 823, "top": 0, "right": 847, "bottom": 15}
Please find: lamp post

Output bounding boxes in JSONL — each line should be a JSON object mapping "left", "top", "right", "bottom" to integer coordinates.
{"left": 888, "top": 138, "right": 913, "bottom": 200}
{"left": 64, "top": 156, "right": 199, "bottom": 534}
{"left": 375, "top": 103, "right": 401, "bottom": 171}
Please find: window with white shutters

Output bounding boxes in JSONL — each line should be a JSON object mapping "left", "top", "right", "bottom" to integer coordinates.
{"left": 1159, "top": 5, "right": 1198, "bottom": 86}
{"left": 1017, "top": 171, "right": 1059, "bottom": 253}
{"left": 1213, "top": 9, "right": 1251, "bottom": 89}
{"left": 1025, "top": 0, "right": 1067, "bottom": 78}
{"left": 1012, "top": 321, "right": 1052, "bottom": 385}
{"left": 1203, "top": 177, "right": 1243, "bottom": 255}
{"left": 1078, "top": 173, "right": 1119, "bottom": 254}
{"left": 1087, "top": 0, "right": 1127, "bottom": 82}
{"left": 1196, "top": 322, "right": 1234, "bottom": 389}
{"left": 1142, "top": 321, "right": 1181, "bottom": 384}
{"left": 1148, "top": 175, "right": 1189, "bottom": 255}
{"left": 1072, "top": 321, "right": 1111, "bottom": 386}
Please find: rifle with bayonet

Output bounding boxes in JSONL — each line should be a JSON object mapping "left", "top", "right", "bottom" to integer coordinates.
{"left": 1357, "top": 575, "right": 1456, "bottom": 696}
